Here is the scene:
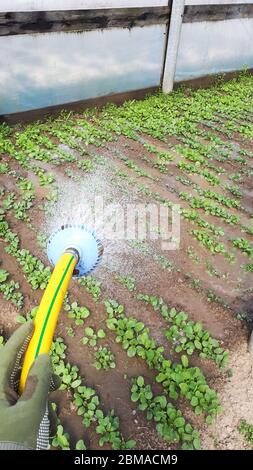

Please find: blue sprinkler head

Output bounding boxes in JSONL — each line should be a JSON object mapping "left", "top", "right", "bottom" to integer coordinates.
{"left": 47, "top": 224, "right": 103, "bottom": 278}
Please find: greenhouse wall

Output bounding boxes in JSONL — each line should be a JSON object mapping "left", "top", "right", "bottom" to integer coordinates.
{"left": 0, "top": 1, "right": 253, "bottom": 116}
{"left": 175, "top": 0, "right": 253, "bottom": 82}
{"left": 0, "top": 1, "right": 171, "bottom": 115}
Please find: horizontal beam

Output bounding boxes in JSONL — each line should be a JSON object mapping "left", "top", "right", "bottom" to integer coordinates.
{"left": 0, "top": 5, "right": 171, "bottom": 36}
{"left": 0, "top": 1, "right": 170, "bottom": 12}
{"left": 183, "top": 3, "right": 253, "bottom": 23}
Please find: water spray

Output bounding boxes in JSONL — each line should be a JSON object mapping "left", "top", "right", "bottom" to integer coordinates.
{"left": 19, "top": 223, "right": 103, "bottom": 393}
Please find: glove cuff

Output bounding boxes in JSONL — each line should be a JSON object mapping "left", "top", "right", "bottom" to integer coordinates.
{"left": 0, "top": 441, "right": 32, "bottom": 450}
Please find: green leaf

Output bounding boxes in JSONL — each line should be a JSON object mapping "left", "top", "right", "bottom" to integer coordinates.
{"left": 174, "top": 417, "right": 185, "bottom": 428}
{"left": 15, "top": 315, "right": 26, "bottom": 324}
{"left": 71, "top": 379, "right": 82, "bottom": 388}
{"left": 206, "top": 415, "right": 213, "bottom": 425}
{"left": 85, "top": 327, "right": 94, "bottom": 336}
{"left": 193, "top": 437, "right": 201, "bottom": 450}
{"left": 156, "top": 373, "right": 166, "bottom": 383}
{"left": 181, "top": 355, "right": 189, "bottom": 368}
{"left": 136, "top": 376, "right": 144, "bottom": 387}
{"left": 194, "top": 339, "right": 202, "bottom": 350}
{"left": 75, "top": 439, "right": 86, "bottom": 450}
{"left": 127, "top": 347, "right": 136, "bottom": 358}
{"left": 125, "top": 439, "right": 136, "bottom": 449}
{"left": 0, "top": 269, "right": 8, "bottom": 283}
{"left": 194, "top": 322, "right": 202, "bottom": 334}
{"left": 97, "top": 329, "right": 106, "bottom": 338}
{"left": 145, "top": 390, "right": 153, "bottom": 400}
{"left": 195, "top": 405, "right": 202, "bottom": 416}
{"left": 191, "top": 396, "right": 198, "bottom": 407}
{"left": 179, "top": 383, "right": 188, "bottom": 395}
{"left": 157, "top": 395, "right": 167, "bottom": 408}
{"left": 131, "top": 392, "right": 139, "bottom": 402}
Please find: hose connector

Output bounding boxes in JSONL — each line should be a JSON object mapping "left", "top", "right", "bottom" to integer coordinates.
{"left": 65, "top": 247, "right": 80, "bottom": 263}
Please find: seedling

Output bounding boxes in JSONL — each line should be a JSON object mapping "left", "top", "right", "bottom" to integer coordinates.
{"left": 16, "top": 306, "right": 38, "bottom": 324}
{"left": 77, "top": 159, "right": 95, "bottom": 172}
{"left": 0, "top": 269, "right": 24, "bottom": 309}
{"left": 51, "top": 425, "right": 71, "bottom": 450}
{"left": 2, "top": 193, "right": 16, "bottom": 210}
{"left": 17, "top": 177, "right": 34, "bottom": 192}
{"left": 65, "top": 301, "right": 90, "bottom": 325}
{"left": 82, "top": 327, "right": 106, "bottom": 347}
{"left": 95, "top": 409, "right": 135, "bottom": 450}
{"left": 74, "top": 385, "right": 100, "bottom": 428}
{"left": 66, "top": 326, "right": 75, "bottom": 337}
{"left": 232, "top": 238, "right": 253, "bottom": 259}
{"left": 0, "top": 162, "right": 9, "bottom": 174}
{"left": 36, "top": 232, "right": 47, "bottom": 249}
{"left": 116, "top": 275, "right": 136, "bottom": 292}
{"left": 34, "top": 167, "right": 55, "bottom": 186}
{"left": 94, "top": 346, "right": 116, "bottom": 370}
{"left": 78, "top": 275, "right": 101, "bottom": 301}
{"left": 238, "top": 420, "right": 253, "bottom": 447}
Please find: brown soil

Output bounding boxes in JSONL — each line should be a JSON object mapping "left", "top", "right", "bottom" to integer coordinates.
{"left": 0, "top": 107, "right": 253, "bottom": 451}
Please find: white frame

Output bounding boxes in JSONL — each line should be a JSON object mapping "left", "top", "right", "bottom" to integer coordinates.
{"left": 0, "top": 0, "right": 169, "bottom": 12}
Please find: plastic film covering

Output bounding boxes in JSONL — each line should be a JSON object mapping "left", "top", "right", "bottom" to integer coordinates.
{"left": 0, "top": 25, "right": 166, "bottom": 114}
{"left": 175, "top": 16, "right": 253, "bottom": 81}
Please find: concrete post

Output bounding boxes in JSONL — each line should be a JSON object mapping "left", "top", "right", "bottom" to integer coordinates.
{"left": 162, "top": 0, "right": 185, "bottom": 94}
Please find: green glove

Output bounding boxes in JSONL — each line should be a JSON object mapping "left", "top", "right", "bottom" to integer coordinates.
{"left": 0, "top": 321, "right": 52, "bottom": 450}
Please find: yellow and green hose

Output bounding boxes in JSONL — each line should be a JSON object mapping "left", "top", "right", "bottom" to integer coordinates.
{"left": 19, "top": 252, "right": 77, "bottom": 393}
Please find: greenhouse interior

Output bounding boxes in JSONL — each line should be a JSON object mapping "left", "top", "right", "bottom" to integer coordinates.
{"left": 0, "top": 0, "right": 253, "bottom": 459}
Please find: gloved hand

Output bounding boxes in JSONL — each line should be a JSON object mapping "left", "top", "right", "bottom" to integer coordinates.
{"left": 0, "top": 321, "right": 53, "bottom": 450}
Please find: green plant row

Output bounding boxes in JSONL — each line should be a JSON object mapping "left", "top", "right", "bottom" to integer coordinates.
{"left": 116, "top": 275, "right": 136, "bottom": 292}
{"left": 51, "top": 337, "right": 135, "bottom": 450}
{"left": 137, "top": 294, "right": 228, "bottom": 368}
{"left": 178, "top": 161, "right": 220, "bottom": 186}
{"left": 225, "top": 184, "right": 243, "bottom": 199}
{"left": 190, "top": 229, "right": 233, "bottom": 260}
{"left": 104, "top": 300, "right": 221, "bottom": 421}
{"left": 0, "top": 269, "right": 24, "bottom": 309}
{"left": 241, "top": 263, "right": 253, "bottom": 272}
{"left": 0, "top": 211, "right": 51, "bottom": 289}
{"left": 181, "top": 208, "right": 224, "bottom": 237}
{"left": 196, "top": 188, "right": 240, "bottom": 209}
{"left": 232, "top": 238, "right": 253, "bottom": 259}
{"left": 131, "top": 376, "right": 201, "bottom": 450}
{"left": 180, "top": 193, "right": 240, "bottom": 225}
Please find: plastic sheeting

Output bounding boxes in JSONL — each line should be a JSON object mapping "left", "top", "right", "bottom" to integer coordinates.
{"left": 175, "top": 17, "right": 253, "bottom": 81}
{"left": 0, "top": 25, "right": 166, "bottom": 114}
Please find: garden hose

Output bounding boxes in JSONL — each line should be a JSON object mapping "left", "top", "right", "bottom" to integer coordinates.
{"left": 19, "top": 252, "right": 77, "bottom": 393}
{"left": 19, "top": 224, "right": 103, "bottom": 394}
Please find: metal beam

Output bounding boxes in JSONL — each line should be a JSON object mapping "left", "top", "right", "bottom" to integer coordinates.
{"left": 162, "top": 0, "right": 185, "bottom": 94}
{"left": 0, "top": 6, "right": 171, "bottom": 36}
{"left": 183, "top": 4, "right": 253, "bottom": 23}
